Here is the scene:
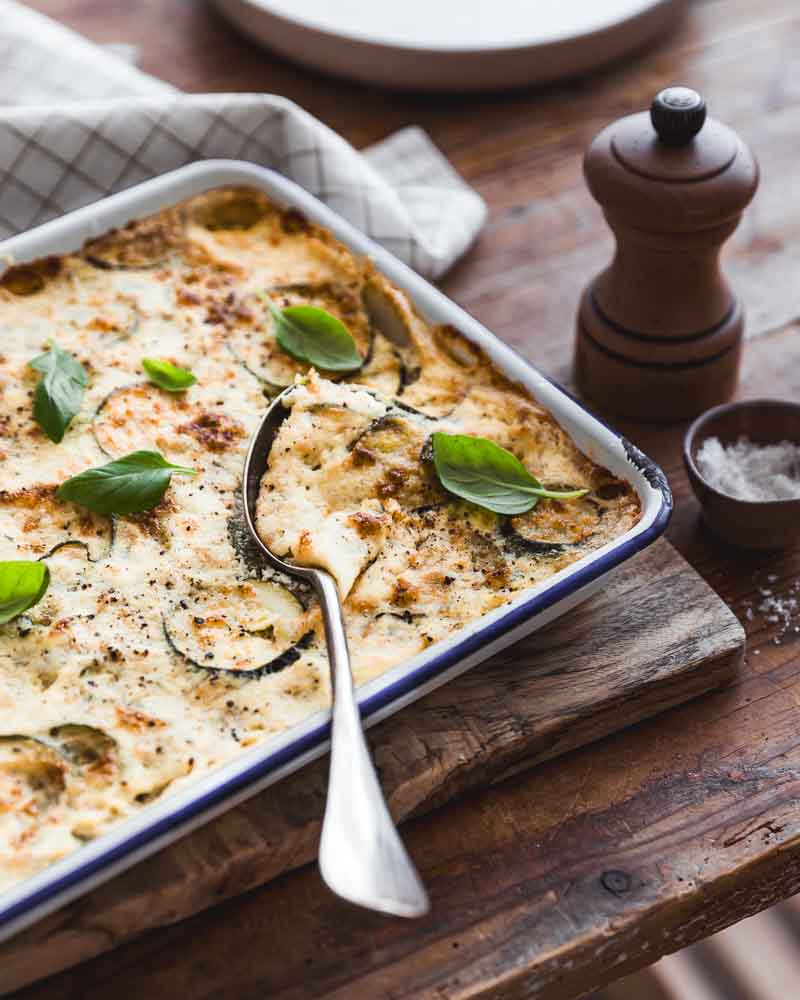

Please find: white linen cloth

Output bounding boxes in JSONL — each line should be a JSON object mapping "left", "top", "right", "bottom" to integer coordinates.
{"left": 0, "top": 1, "right": 486, "bottom": 277}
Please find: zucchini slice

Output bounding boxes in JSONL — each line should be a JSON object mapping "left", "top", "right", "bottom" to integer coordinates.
{"left": 345, "top": 411, "right": 441, "bottom": 509}
{"left": 356, "top": 333, "right": 404, "bottom": 397}
{"left": 164, "top": 579, "right": 312, "bottom": 678}
{"left": 500, "top": 518, "right": 566, "bottom": 557}
{"left": 83, "top": 210, "right": 183, "bottom": 270}
{"left": 40, "top": 535, "right": 113, "bottom": 565}
{"left": 431, "top": 324, "right": 483, "bottom": 370}
{"left": 165, "top": 621, "right": 316, "bottom": 681}
{"left": 189, "top": 190, "right": 268, "bottom": 232}
{"left": 365, "top": 299, "right": 487, "bottom": 417}
{"left": 349, "top": 611, "right": 429, "bottom": 671}
{"left": 226, "top": 283, "right": 372, "bottom": 390}
{"left": 92, "top": 383, "right": 194, "bottom": 459}
{"left": 47, "top": 724, "right": 116, "bottom": 767}
{"left": 0, "top": 487, "right": 112, "bottom": 563}
{"left": 346, "top": 412, "right": 406, "bottom": 453}
{"left": 362, "top": 279, "right": 412, "bottom": 348}
{"left": 225, "top": 335, "right": 284, "bottom": 399}
{"left": 0, "top": 257, "right": 60, "bottom": 296}
{"left": 396, "top": 380, "right": 464, "bottom": 420}
{"left": 363, "top": 278, "right": 469, "bottom": 414}
{"left": 50, "top": 278, "right": 142, "bottom": 343}
{"left": 397, "top": 356, "right": 422, "bottom": 395}
{"left": 83, "top": 297, "right": 140, "bottom": 343}
{"left": 0, "top": 735, "right": 65, "bottom": 810}
{"left": 92, "top": 384, "right": 143, "bottom": 457}
{"left": 348, "top": 501, "right": 513, "bottom": 619}
{"left": 361, "top": 280, "right": 425, "bottom": 394}
{"left": 503, "top": 492, "right": 602, "bottom": 555}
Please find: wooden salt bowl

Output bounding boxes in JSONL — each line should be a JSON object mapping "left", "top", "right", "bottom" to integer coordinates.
{"left": 684, "top": 398, "right": 800, "bottom": 550}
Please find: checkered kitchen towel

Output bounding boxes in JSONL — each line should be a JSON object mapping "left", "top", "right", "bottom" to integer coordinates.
{"left": 0, "top": 1, "right": 486, "bottom": 278}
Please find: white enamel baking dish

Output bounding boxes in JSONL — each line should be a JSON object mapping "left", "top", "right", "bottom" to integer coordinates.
{"left": 0, "top": 160, "right": 671, "bottom": 942}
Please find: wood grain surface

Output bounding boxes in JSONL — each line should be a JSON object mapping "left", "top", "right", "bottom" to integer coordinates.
{"left": 12, "top": 0, "right": 800, "bottom": 997}
{"left": 0, "top": 540, "right": 743, "bottom": 994}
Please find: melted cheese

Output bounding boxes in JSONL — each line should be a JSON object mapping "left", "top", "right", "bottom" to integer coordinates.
{"left": 0, "top": 187, "right": 640, "bottom": 894}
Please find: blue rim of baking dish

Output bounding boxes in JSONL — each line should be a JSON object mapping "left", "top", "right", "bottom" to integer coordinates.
{"left": 0, "top": 161, "right": 672, "bottom": 936}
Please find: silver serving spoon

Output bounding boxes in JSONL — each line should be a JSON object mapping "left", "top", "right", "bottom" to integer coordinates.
{"left": 242, "top": 387, "right": 429, "bottom": 918}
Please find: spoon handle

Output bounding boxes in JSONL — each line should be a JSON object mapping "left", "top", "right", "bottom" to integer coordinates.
{"left": 313, "top": 570, "right": 429, "bottom": 918}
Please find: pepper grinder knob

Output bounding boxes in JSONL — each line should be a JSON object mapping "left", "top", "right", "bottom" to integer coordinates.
{"left": 650, "top": 86, "right": 707, "bottom": 144}
{"left": 574, "top": 86, "right": 759, "bottom": 422}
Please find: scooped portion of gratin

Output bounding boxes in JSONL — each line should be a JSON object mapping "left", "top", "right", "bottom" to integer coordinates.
{"left": 255, "top": 371, "right": 638, "bottom": 621}
{"left": 0, "top": 186, "right": 640, "bottom": 893}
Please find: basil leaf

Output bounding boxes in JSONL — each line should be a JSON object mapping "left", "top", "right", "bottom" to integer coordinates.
{"left": 29, "top": 342, "right": 88, "bottom": 443}
{"left": 57, "top": 450, "right": 196, "bottom": 515}
{"left": 431, "top": 432, "right": 589, "bottom": 516}
{"left": 0, "top": 561, "right": 49, "bottom": 625}
{"left": 142, "top": 357, "right": 196, "bottom": 392}
{"left": 266, "top": 299, "right": 362, "bottom": 372}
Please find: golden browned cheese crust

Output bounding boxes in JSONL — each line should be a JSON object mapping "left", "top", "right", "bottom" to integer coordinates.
{"left": 0, "top": 187, "right": 639, "bottom": 893}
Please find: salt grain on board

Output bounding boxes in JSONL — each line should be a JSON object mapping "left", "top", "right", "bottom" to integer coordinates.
{"left": 742, "top": 578, "right": 800, "bottom": 654}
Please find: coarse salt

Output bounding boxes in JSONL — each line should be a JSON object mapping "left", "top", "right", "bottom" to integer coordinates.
{"left": 741, "top": 578, "right": 800, "bottom": 648}
{"left": 696, "top": 436, "right": 800, "bottom": 501}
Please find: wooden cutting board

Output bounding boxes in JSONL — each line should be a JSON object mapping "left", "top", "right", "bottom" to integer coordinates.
{"left": 1, "top": 538, "right": 745, "bottom": 994}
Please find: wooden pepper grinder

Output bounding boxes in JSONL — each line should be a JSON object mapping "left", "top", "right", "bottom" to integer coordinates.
{"left": 574, "top": 86, "right": 759, "bottom": 421}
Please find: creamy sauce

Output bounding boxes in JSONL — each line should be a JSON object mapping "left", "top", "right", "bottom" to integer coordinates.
{"left": 0, "top": 188, "right": 639, "bottom": 893}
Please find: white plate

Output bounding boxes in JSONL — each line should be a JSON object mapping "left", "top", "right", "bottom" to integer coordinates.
{"left": 0, "top": 160, "right": 670, "bottom": 941}
{"left": 212, "top": 0, "right": 686, "bottom": 91}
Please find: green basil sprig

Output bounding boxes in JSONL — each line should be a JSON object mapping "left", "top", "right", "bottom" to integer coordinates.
{"left": 431, "top": 432, "right": 588, "bottom": 516}
{"left": 0, "top": 561, "right": 49, "bottom": 625}
{"left": 57, "top": 451, "right": 196, "bottom": 515}
{"left": 29, "top": 342, "right": 88, "bottom": 443}
{"left": 142, "top": 357, "right": 196, "bottom": 392}
{"left": 264, "top": 296, "right": 362, "bottom": 372}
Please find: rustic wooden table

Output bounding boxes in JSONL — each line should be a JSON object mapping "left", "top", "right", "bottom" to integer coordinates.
{"left": 16, "top": 1, "right": 800, "bottom": 997}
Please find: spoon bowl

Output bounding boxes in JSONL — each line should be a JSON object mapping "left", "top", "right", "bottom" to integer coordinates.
{"left": 242, "top": 387, "right": 430, "bottom": 918}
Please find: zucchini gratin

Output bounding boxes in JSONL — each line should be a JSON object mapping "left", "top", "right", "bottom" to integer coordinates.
{"left": 0, "top": 187, "right": 640, "bottom": 892}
